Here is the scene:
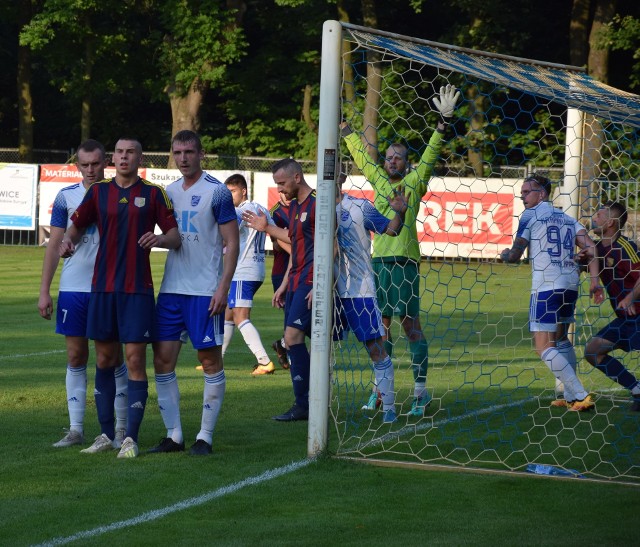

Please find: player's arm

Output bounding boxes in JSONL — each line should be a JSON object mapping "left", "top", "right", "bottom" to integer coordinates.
{"left": 273, "top": 237, "right": 291, "bottom": 255}
{"left": 383, "top": 189, "right": 408, "bottom": 236}
{"left": 273, "top": 259, "right": 291, "bottom": 309}
{"left": 38, "top": 225, "right": 65, "bottom": 320}
{"left": 340, "top": 123, "right": 395, "bottom": 200}
{"left": 500, "top": 237, "right": 528, "bottom": 263}
{"left": 616, "top": 260, "right": 640, "bottom": 316}
{"left": 59, "top": 223, "right": 84, "bottom": 258}
{"left": 413, "top": 85, "right": 461, "bottom": 188}
{"left": 211, "top": 219, "right": 239, "bottom": 316}
{"left": 139, "top": 227, "right": 181, "bottom": 250}
{"left": 575, "top": 228, "right": 604, "bottom": 303}
{"left": 243, "top": 209, "right": 291, "bottom": 244}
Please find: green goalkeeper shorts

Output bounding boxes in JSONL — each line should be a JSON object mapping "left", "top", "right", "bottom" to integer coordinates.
{"left": 372, "top": 258, "right": 421, "bottom": 318}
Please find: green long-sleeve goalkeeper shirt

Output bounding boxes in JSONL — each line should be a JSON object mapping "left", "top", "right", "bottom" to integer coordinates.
{"left": 343, "top": 128, "right": 444, "bottom": 262}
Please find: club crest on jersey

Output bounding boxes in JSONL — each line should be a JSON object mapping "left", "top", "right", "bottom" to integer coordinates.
{"left": 607, "top": 257, "right": 614, "bottom": 267}
{"left": 191, "top": 195, "right": 201, "bottom": 206}
{"left": 300, "top": 212, "right": 308, "bottom": 222}
{"left": 134, "top": 197, "right": 146, "bottom": 208}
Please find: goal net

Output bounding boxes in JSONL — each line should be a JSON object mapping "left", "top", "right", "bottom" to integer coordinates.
{"left": 311, "top": 20, "right": 640, "bottom": 483}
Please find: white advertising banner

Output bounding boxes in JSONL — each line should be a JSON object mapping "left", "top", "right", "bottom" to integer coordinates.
{"left": 253, "top": 172, "right": 523, "bottom": 258}
{"left": 0, "top": 163, "right": 38, "bottom": 230}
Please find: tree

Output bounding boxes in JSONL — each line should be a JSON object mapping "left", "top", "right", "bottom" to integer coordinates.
{"left": 154, "top": 0, "right": 246, "bottom": 165}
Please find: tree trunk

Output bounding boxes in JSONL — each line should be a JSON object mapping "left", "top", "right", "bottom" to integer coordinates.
{"left": 167, "top": 81, "right": 206, "bottom": 168}
{"left": 338, "top": 0, "right": 354, "bottom": 105}
{"left": 302, "top": 84, "right": 316, "bottom": 133}
{"left": 80, "top": 23, "right": 94, "bottom": 143}
{"left": 17, "top": 0, "right": 34, "bottom": 162}
{"left": 466, "top": 84, "right": 485, "bottom": 178}
{"left": 569, "top": 0, "right": 591, "bottom": 67}
{"left": 361, "top": 0, "right": 380, "bottom": 160}
{"left": 579, "top": 0, "right": 616, "bottom": 217}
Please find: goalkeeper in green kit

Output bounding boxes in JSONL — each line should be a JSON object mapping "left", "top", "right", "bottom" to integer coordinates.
{"left": 340, "top": 84, "right": 460, "bottom": 416}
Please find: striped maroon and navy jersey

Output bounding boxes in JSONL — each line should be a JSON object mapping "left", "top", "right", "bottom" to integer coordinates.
{"left": 287, "top": 190, "right": 316, "bottom": 292}
{"left": 270, "top": 200, "right": 290, "bottom": 277}
{"left": 71, "top": 177, "right": 178, "bottom": 295}
{"left": 596, "top": 235, "right": 640, "bottom": 318}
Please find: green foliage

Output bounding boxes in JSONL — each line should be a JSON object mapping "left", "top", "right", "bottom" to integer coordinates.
{"left": 597, "top": 14, "right": 640, "bottom": 90}
{"left": 155, "top": 0, "right": 247, "bottom": 98}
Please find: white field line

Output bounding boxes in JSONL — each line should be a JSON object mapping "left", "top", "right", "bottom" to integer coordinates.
{"left": 33, "top": 458, "right": 313, "bottom": 547}
{"left": 0, "top": 349, "right": 66, "bottom": 360}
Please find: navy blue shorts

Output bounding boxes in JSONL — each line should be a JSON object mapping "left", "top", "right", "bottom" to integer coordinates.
{"left": 529, "top": 289, "right": 578, "bottom": 332}
{"left": 595, "top": 316, "right": 640, "bottom": 353}
{"left": 87, "top": 292, "right": 156, "bottom": 343}
{"left": 285, "top": 284, "right": 312, "bottom": 336}
{"left": 334, "top": 297, "right": 384, "bottom": 343}
{"left": 56, "top": 291, "right": 90, "bottom": 337}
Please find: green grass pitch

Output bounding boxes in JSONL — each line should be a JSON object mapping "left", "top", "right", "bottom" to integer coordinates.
{"left": 0, "top": 246, "right": 638, "bottom": 546}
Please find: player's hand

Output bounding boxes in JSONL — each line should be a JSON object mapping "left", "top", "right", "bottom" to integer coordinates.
{"left": 59, "top": 239, "right": 75, "bottom": 258}
{"left": 242, "top": 210, "right": 268, "bottom": 232}
{"left": 208, "top": 289, "right": 227, "bottom": 316}
{"left": 138, "top": 231, "right": 160, "bottom": 249}
{"left": 38, "top": 294, "right": 53, "bottom": 320}
{"left": 499, "top": 248, "right": 511, "bottom": 262}
{"left": 617, "top": 294, "right": 637, "bottom": 316}
{"left": 574, "top": 247, "right": 592, "bottom": 265}
{"left": 388, "top": 188, "right": 408, "bottom": 215}
{"left": 433, "top": 84, "right": 461, "bottom": 119}
{"left": 273, "top": 285, "right": 286, "bottom": 309}
{"left": 305, "top": 289, "right": 313, "bottom": 309}
{"left": 590, "top": 284, "right": 605, "bottom": 304}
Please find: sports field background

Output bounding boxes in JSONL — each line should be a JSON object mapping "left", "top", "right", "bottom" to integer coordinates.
{"left": 0, "top": 246, "right": 638, "bottom": 546}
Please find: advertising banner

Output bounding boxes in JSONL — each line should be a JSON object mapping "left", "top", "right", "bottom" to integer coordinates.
{"left": 0, "top": 163, "right": 38, "bottom": 230}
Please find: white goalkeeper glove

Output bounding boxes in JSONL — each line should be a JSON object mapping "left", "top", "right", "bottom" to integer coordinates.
{"left": 433, "top": 84, "right": 461, "bottom": 119}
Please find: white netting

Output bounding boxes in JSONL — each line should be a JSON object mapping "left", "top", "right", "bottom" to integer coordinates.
{"left": 329, "top": 23, "right": 640, "bottom": 482}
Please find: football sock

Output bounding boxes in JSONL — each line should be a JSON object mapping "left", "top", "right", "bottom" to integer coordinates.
{"left": 126, "top": 379, "right": 148, "bottom": 443}
{"left": 374, "top": 356, "right": 395, "bottom": 410}
{"left": 288, "top": 343, "right": 310, "bottom": 410}
{"left": 114, "top": 362, "right": 128, "bottom": 431}
{"left": 410, "top": 338, "right": 429, "bottom": 384}
{"left": 94, "top": 366, "right": 116, "bottom": 440}
{"left": 556, "top": 340, "right": 577, "bottom": 401}
{"left": 221, "top": 321, "right": 235, "bottom": 356}
{"left": 595, "top": 355, "right": 639, "bottom": 390}
{"left": 238, "top": 319, "right": 271, "bottom": 365}
{"left": 197, "top": 370, "right": 226, "bottom": 446}
{"left": 66, "top": 364, "right": 87, "bottom": 432}
{"left": 155, "top": 371, "right": 183, "bottom": 444}
{"left": 542, "top": 347, "right": 588, "bottom": 401}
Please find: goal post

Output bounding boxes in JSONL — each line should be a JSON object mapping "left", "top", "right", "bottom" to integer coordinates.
{"left": 311, "top": 20, "right": 640, "bottom": 483}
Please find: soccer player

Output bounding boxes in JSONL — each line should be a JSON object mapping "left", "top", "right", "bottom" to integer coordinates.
{"left": 60, "top": 137, "right": 180, "bottom": 458}
{"left": 340, "top": 84, "right": 460, "bottom": 416}
{"left": 221, "top": 173, "right": 276, "bottom": 375}
{"left": 269, "top": 193, "right": 291, "bottom": 369}
{"left": 242, "top": 159, "right": 315, "bottom": 421}
{"left": 149, "top": 130, "right": 239, "bottom": 456}
{"left": 335, "top": 178, "right": 408, "bottom": 422}
{"left": 38, "top": 139, "right": 128, "bottom": 448}
{"left": 581, "top": 202, "right": 640, "bottom": 411}
{"left": 500, "top": 175, "right": 600, "bottom": 411}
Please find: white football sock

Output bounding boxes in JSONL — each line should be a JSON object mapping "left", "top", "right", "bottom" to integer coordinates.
{"left": 238, "top": 319, "right": 270, "bottom": 364}
{"left": 374, "top": 356, "right": 395, "bottom": 411}
{"left": 542, "top": 347, "right": 588, "bottom": 401}
{"left": 197, "top": 371, "right": 226, "bottom": 445}
{"left": 556, "top": 340, "right": 577, "bottom": 401}
{"left": 222, "top": 321, "right": 235, "bottom": 356}
{"left": 155, "top": 371, "right": 183, "bottom": 444}
{"left": 66, "top": 364, "right": 87, "bottom": 432}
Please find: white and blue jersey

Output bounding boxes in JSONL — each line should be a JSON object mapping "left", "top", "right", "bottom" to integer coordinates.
{"left": 233, "top": 200, "right": 273, "bottom": 282}
{"left": 50, "top": 183, "right": 98, "bottom": 293}
{"left": 160, "top": 172, "right": 237, "bottom": 296}
{"left": 516, "top": 201, "right": 584, "bottom": 293}
{"left": 335, "top": 193, "right": 390, "bottom": 298}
